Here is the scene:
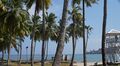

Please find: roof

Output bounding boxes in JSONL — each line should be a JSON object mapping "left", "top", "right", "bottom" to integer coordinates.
{"left": 106, "top": 29, "right": 120, "bottom": 36}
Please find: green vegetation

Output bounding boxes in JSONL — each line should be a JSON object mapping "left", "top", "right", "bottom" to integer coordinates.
{"left": 1, "top": 62, "right": 69, "bottom": 66}
{"left": 0, "top": 0, "right": 116, "bottom": 66}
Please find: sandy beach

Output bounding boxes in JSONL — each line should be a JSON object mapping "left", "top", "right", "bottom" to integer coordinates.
{"left": 73, "top": 62, "right": 102, "bottom": 66}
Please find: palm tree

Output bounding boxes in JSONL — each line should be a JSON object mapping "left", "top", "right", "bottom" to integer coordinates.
{"left": 41, "top": 12, "right": 58, "bottom": 65}
{"left": 0, "top": 1, "right": 30, "bottom": 66}
{"left": 71, "top": 0, "right": 97, "bottom": 66}
{"left": 41, "top": 1, "right": 46, "bottom": 66}
{"left": 16, "top": 8, "right": 30, "bottom": 66}
{"left": 26, "top": 0, "right": 51, "bottom": 66}
{"left": 101, "top": 0, "right": 107, "bottom": 66}
{"left": 52, "top": 0, "right": 69, "bottom": 66}
{"left": 85, "top": 25, "right": 92, "bottom": 50}
{"left": 0, "top": 35, "right": 6, "bottom": 65}
{"left": 30, "top": 13, "right": 38, "bottom": 66}
{"left": 82, "top": 1, "right": 86, "bottom": 66}
{"left": 32, "top": 15, "right": 41, "bottom": 61}
{"left": 30, "top": 14, "right": 41, "bottom": 66}
{"left": 44, "top": 12, "right": 57, "bottom": 61}
{"left": 67, "top": 7, "right": 83, "bottom": 66}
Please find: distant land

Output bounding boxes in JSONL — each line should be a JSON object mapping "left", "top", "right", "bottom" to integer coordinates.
{"left": 87, "top": 46, "right": 120, "bottom": 54}
{"left": 86, "top": 49, "right": 101, "bottom": 54}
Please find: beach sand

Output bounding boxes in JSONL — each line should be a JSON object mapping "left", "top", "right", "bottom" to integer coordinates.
{"left": 73, "top": 62, "right": 102, "bottom": 66}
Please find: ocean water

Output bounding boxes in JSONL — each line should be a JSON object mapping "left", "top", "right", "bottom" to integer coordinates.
{"left": 0, "top": 54, "right": 102, "bottom": 62}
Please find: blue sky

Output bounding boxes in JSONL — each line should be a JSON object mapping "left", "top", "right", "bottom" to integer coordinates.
{"left": 9, "top": 0, "right": 120, "bottom": 55}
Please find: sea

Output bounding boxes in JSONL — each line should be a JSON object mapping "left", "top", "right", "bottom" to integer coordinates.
{"left": 0, "top": 54, "right": 102, "bottom": 62}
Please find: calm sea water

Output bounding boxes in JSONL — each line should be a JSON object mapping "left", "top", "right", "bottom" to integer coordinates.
{"left": 0, "top": 54, "right": 102, "bottom": 62}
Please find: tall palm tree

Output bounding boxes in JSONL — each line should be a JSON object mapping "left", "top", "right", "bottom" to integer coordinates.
{"left": 82, "top": 1, "right": 86, "bottom": 66}
{"left": 0, "top": 1, "right": 30, "bottom": 66}
{"left": 82, "top": 1, "right": 94, "bottom": 66}
{"left": 16, "top": 8, "right": 30, "bottom": 66}
{"left": 101, "top": 0, "right": 107, "bottom": 66}
{"left": 67, "top": 7, "right": 83, "bottom": 66}
{"left": 52, "top": 0, "right": 69, "bottom": 66}
{"left": 30, "top": 13, "right": 37, "bottom": 66}
{"left": 32, "top": 15, "right": 41, "bottom": 62}
{"left": 30, "top": 14, "right": 41, "bottom": 66}
{"left": 71, "top": 0, "right": 97, "bottom": 66}
{"left": 41, "top": 0, "right": 46, "bottom": 66}
{"left": 44, "top": 12, "right": 57, "bottom": 61}
{"left": 3, "top": 0, "right": 29, "bottom": 65}
{"left": 26, "top": 0, "right": 51, "bottom": 66}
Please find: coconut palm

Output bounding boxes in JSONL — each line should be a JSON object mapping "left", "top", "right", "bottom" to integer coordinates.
{"left": 17, "top": 19, "right": 30, "bottom": 66}
{"left": 71, "top": 0, "right": 97, "bottom": 66}
{"left": 44, "top": 12, "right": 57, "bottom": 60}
{"left": 29, "top": 15, "right": 42, "bottom": 66}
{"left": 29, "top": 14, "right": 41, "bottom": 66}
{"left": 26, "top": 0, "right": 51, "bottom": 66}
{"left": 0, "top": 1, "right": 30, "bottom": 66}
{"left": 82, "top": 1, "right": 86, "bottom": 66}
{"left": 101, "top": 0, "right": 107, "bottom": 66}
{"left": 85, "top": 25, "right": 92, "bottom": 50}
{"left": 67, "top": 7, "right": 83, "bottom": 66}
{"left": 82, "top": 0, "right": 98, "bottom": 66}
{"left": 52, "top": 0, "right": 69, "bottom": 66}
{"left": 32, "top": 15, "right": 41, "bottom": 60}
{"left": 0, "top": 33, "right": 9, "bottom": 64}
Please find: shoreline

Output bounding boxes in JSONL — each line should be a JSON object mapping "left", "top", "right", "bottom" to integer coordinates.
{"left": 73, "top": 62, "right": 102, "bottom": 66}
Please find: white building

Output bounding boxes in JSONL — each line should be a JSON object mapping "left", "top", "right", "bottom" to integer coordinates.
{"left": 106, "top": 29, "right": 120, "bottom": 63}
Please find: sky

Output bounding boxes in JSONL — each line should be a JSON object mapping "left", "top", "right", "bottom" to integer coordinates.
{"left": 9, "top": 0, "right": 120, "bottom": 55}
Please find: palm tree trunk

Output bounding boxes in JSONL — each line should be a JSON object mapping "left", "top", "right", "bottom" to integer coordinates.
{"left": 70, "top": 35, "right": 76, "bottom": 66}
{"left": 83, "top": 0, "right": 87, "bottom": 66}
{"left": 30, "top": 29, "right": 35, "bottom": 66}
{"left": 101, "top": 0, "right": 107, "bottom": 66}
{"left": 30, "top": 6, "right": 38, "bottom": 66}
{"left": 2, "top": 47, "right": 4, "bottom": 64}
{"left": 41, "top": 0, "right": 45, "bottom": 66}
{"left": 7, "top": 44, "right": 11, "bottom": 66}
{"left": 45, "top": 41, "right": 48, "bottom": 61}
{"left": 19, "top": 40, "right": 22, "bottom": 66}
{"left": 52, "top": 0, "right": 69, "bottom": 66}
{"left": 85, "top": 29, "right": 88, "bottom": 50}
{"left": 70, "top": 22, "right": 76, "bottom": 66}
{"left": 33, "top": 41, "right": 36, "bottom": 60}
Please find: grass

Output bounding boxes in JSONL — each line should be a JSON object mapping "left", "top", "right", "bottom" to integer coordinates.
{"left": 0, "top": 61, "right": 69, "bottom": 66}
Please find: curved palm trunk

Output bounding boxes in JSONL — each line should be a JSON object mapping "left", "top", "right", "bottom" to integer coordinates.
{"left": 70, "top": 21, "right": 76, "bottom": 66}
{"left": 101, "top": 0, "right": 107, "bottom": 66}
{"left": 83, "top": 0, "right": 87, "bottom": 66}
{"left": 52, "top": 0, "right": 69, "bottom": 66}
{"left": 70, "top": 35, "right": 76, "bottom": 66}
{"left": 2, "top": 47, "right": 4, "bottom": 64}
